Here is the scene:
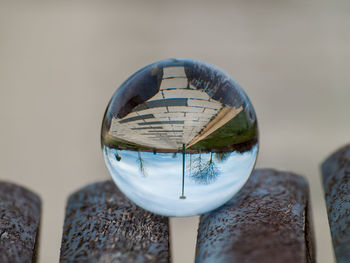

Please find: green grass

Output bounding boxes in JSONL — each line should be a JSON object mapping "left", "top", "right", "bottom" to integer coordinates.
{"left": 188, "top": 110, "right": 258, "bottom": 151}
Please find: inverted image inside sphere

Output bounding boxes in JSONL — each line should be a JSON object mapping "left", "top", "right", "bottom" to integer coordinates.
{"left": 101, "top": 58, "right": 258, "bottom": 217}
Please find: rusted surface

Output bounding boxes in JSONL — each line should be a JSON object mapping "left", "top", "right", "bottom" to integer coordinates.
{"left": 195, "top": 168, "right": 315, "bottom": 263}
{"left": 60, "top": 180, "right": 170, "bottom": 263}
{"left": 322, "top": 144, "right": 350, "bottom": 263}
{"left": 0, "top": 182, "right": 41, "bottom": 263}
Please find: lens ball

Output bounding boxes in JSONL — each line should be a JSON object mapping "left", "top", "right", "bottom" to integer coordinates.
{"left": 101, "top": 58, "right": 258, "bottom": 217}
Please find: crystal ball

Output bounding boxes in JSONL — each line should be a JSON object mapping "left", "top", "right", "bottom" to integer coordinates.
{"left": 101, "top": 58, "right": 258, "bottom": 217}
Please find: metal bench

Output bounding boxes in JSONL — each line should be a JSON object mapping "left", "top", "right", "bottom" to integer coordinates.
{"left": 1, "top": 144, "right": 349, "bottom": 263}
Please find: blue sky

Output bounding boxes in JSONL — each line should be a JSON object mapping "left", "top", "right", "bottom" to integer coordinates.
{"left": 104, "top": 145, "right": 258, "bottom": 217}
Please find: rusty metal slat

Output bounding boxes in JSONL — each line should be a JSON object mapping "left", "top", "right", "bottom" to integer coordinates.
{"left": 322, "top": 144, "right": 350, "bottom": 263}
{"left": 60, "top": 180, "right": 170, "bottom": 263}
{"left": 0, "top": 182, "right": 41, "bottom": 263}
{"left": 195, "top": 168, "right": 315, "bottom": 263}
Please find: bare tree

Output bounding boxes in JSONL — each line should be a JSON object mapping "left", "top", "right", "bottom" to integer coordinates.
{"left": 214, "top": 152, "right": 230, "bottom": 162}
{"left": 191, "top": 152, "right": 220, "bottom": 184}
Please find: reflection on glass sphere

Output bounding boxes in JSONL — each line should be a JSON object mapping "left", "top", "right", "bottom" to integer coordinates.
{"left": 101, "top": 58, "right": 258, "bottom": 217}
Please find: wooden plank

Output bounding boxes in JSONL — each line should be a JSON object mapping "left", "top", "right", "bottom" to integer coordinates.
{"left": 0, "top": 182, "right": 41, "bottom": 263}
{"left": 195, "top": 168, "right": 315, "bottom": 263}
{"left": 60, "top": 180, "right": 170, "bottom": 263}
{"left": 321, "top": 144, "right": 350, "bottom": 263}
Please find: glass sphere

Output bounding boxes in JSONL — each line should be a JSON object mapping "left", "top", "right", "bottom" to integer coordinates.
{"left": 101, "top": 58, "right": 258, "bottom": 217}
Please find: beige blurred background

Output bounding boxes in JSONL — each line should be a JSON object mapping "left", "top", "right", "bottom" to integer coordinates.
{"left": 1, "top": 0, "right": 349, "bottom": 262}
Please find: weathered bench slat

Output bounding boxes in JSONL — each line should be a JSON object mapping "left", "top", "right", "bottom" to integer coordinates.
{"left": 0, "top": 182, "right": 41, "bottom": 263}
{"left": 60, "top": 180, "right": 170, "bottom": 263}
{"left": 195, "top": 168, "right": 315, "bottom": 263}
{"left": 322, "top": 144, "right": 350, "bottom": 263}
